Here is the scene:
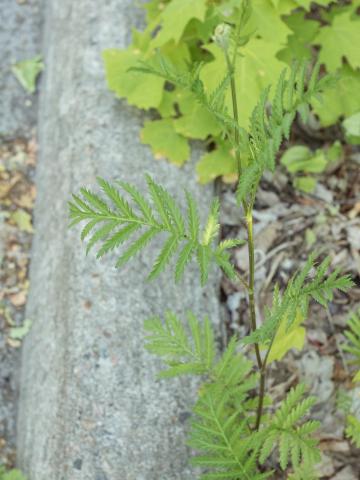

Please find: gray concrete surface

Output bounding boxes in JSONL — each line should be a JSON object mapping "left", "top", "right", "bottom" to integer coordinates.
{"left": 0, "top": 0, "right": 43, "bottom": 138}
{"left": 17, "top": 1, "right": 220, "bottom": 479}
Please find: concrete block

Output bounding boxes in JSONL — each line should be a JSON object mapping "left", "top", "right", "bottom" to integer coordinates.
{"left": 17, "top": 2, "right": 220, "bottom": 479}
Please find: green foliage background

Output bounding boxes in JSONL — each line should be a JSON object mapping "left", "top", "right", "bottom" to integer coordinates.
{"left": 0, "top": 467, "right": 26, "bottom": 480}
{"left": 103, "top": 0, "right": 360, "bottom": 183}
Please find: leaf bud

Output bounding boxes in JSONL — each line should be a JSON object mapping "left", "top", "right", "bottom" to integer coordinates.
{"left": 213, "top": 23, "right": 232, "bottom": 51}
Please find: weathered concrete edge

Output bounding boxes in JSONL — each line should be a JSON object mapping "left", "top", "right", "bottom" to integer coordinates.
{"left": 0, "top": 0, "right": 44, "bottom": 138}
{"left": 17, "top": 2, "right": 220, "bottom": 479}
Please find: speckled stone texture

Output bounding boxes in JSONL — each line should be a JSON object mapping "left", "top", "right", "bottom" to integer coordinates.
{"left": 17, "top": 2, "right": 220, "bottom": 479}
{"left": 0, "top": 0, "right": 43, "bottom": 138}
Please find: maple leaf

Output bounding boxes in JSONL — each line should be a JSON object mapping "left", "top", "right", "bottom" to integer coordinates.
{"left": 140, "top": 119, "right": 190, "bottom": 165}
{"left": 248, "top": 0, "right": 292, "bottom": 44}
{"left": 277, "top": 11, "right": 320, "bottom": 63}
{"left": 312, "top": 65, "right": 360, "bottom": 126}
{"left": 173, "top": 91, "right": 221, "bottom": 140}
{"left": 293, "top": 0, "right": 333, "bottom": 9}
{"left": 196, "top": 144, "right": 237, "bottom": 184}
{"left": 314, "top": 10, "right": 360, "bottom": 72}
{"left": 103, "top": 48, "right": 165, "bottom": 109}
{"left": 151, "top": 0, "right": 207, "bottom": 47}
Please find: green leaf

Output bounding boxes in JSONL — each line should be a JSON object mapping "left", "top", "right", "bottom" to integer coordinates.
{"left": 196, "top": 145, "right": 237, "bottom": 184}
{"left": 188, "top": 339, "right": 264, "bottom": 480}
{"left": 148, "top": 235, "right": 179, "bottom": 280}
{"left": 200, "top": 40, "right": 285, "bottom": 128}
{"left": 140, "top": 119, "right": 190, "bottom": 165}
{"left": 1, "top": 470, "right": 27, "bottom": 480}
{"left": 103, "top": 48, "right": 165, "bottom": 109}
{"left": 343, "top": 112, "right": 360, "bottom": 145}
{"left": 186, "top": 191, "right": 200, "bottom": 241}
{"left": 173, "top": 97, "right": 221, "bottom": 140}
{"left": 175, "top": 242, "right": 195, "bottom": 282}
{"left": 9, "top": 319, "right": 32, "bottom": 340}
{"left": 151, "top": 0, "right": 207, "bottom": 47}
{"left": 144, "top": 311, "right": 216, "bottom": 377}
{"left": 326, "top": 140, "right": 343, "bottom": 163}
{"left": 314, "top": 11, "right": 360, "bottom": 72}
{"left": 294, "top": 0, "right": 333, "bottom": 9}
{"left": 11, "top": 209, "right": 33, "bottom": 233}
{"left": 157, "top": 90, "right": 176, "bottom": 117}
{"left": 70, "top": 176, "right": 237, "bottom": 284}
{"left": 202, "top": 199, "right": 220, "bottom": 246}
{"left": 305, "top": 229, "right": 316, "bottom": 248}
{"left": 312, "top": 65, "right": 360, "bottom": 126}
{"left": 277, "top": 12, "right": 320, "bottom": 64}
{"left": 343, "top": 308, "right": 360, "bottom": 383}
{"left": 259, "top": 384, "right": 321, "bottom": 472}
{"left": 281, "top": 144, "right": 329, "bottom": 194}
{"left": 11, "top": 55, "right": 43, "bottom": 94}
{"left": 116, "top": 227, "right": 158, "bottom": 268}
{"left": 294, "top": 177, "right": 316, "bottom": 193}
{"left": 248, "top": 0, "right": 292, "bottom": 44}
{"left": 197, "top": 245, "right": 211, "bottom": 286}
{"left": 142, "top": 0, "right": 165, "bottom": 23}
{"left": 265, "top": 310, "right": 305, "bottom": 363}
{"left": 281, "top": 146, "right": 327, "bottom": 174}
{"left": 243, "top": 253, "right": 353, "bottom": 346}
{"left": 346, "top": 415, "right": 360, "bottom": 448}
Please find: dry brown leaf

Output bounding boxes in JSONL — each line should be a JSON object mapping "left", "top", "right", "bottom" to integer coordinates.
{"left": 348, "top": 201, "right": 360, "bottom": 220}
{"left": 9, "top": 290, "right": 27, "bottom": 307}
{"left": 0, "top": 174, "right": 21, "bottom": 199}
{"left": 14, "top": 191, "right": 35, "bottom": 209}
{"left": 320, "top": 439, "right": 350, "bottom": 453}
{"left": 6, "top": 338, "right": 21, "bottom": 348}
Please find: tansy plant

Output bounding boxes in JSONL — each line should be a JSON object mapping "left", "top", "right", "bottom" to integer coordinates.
{"left": 69, "top": 8, "right": 353, "bottom": 479}
{"left": 342, "top": 309, "right": 360, "bottom": 449}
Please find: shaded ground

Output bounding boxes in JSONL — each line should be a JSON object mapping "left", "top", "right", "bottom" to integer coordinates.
{"left": 0, "top": 0, "right": 42, "bottom": 468}
{"left": 0, "top": 139, "right": 36, "bottom": 468}
{"left": 219, "top": 127, "right": 360, "bottom": 478}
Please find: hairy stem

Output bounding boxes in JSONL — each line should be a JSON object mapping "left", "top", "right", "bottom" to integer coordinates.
{"left": 225, "top": 29, "right": 265, "bottom": 429}
{"left": 236, "top": 271, "right": 250, "bottom": 291}
{"left": 246, "top": 212, "right": 262, "bottom": 370}
{"left": 225, "top": 52, "right": 242, "bottom": 177}
{"left": 255, "top": 336, "right": 274, "bottom": 430}
{"left": 255, "top": 370, "right": 266, "bottom": 430}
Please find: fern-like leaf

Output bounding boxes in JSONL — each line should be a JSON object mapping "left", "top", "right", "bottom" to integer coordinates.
{"left": 287, "top": 463, "right": 319, "bottom": 480}
{"left": 237, "top": 61, "right": 332, "bottom": 203}
{"left": 69, "top": 177, "right": 239, "bottom": 285}
{"left": 259, "top": 384, "right": 321, "bottom": 473}
{"left": 144, "top": 311, "right": 216, "bottom": 378}
{"left": 188, "top": 344, "right": 267, "bottom": 480}
{"left": 243, "top": 253, "right": 353, "bottom": 346}
{"left": 343, "top": 308, "right": 360, "bottom": 382}
{"left": 345, "top": 415, "right": 360, "bottom": 448}
{"left": 144, "top": 313, "right": 264, "bottom": 478}
{"left": 189, "top": 388, "right": 272, "bottom": 480}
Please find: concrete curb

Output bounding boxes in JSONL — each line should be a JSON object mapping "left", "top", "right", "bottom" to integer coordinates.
{"left": 0, "top": 0, "right": 43, "bottom": 138}
{"left": 17, "top": 2, "right": 220, "bottom": 479}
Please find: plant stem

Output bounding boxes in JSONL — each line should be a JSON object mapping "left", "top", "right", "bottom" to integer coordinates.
{"left": 236, "top": 271, "right": 250, "bottom": 291}
{"left": 225, "top": 52, "right": 242, "bottom": 177}
{"left": 255, "top": 336, "right": 274, "bottom": 430}
{"left": 255, "top": 370, "right": 266, "bottom": 430}
{"left": 225, "top": 29, "right": 265, "bottom": 428}
{"left": 246, "top": 211, "right": 262, "bottom": 370}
